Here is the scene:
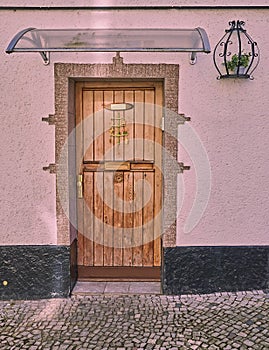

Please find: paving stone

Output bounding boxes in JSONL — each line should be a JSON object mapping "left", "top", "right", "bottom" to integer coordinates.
{"left": 0, "top": 290, "right": 268, "bottom": 348}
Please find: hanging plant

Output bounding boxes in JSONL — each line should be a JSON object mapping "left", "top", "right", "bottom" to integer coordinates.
{"left": 225, "top": 53, "right": 250, "bottom": 72}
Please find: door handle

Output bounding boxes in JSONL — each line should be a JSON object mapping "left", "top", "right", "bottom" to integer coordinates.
{"left": 77, "top": 174, "right": 83, "bottom": 198}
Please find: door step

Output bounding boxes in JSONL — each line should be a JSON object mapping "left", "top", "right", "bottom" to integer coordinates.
{"left": 72, "top": 281, "right": 161, "bottom": 295}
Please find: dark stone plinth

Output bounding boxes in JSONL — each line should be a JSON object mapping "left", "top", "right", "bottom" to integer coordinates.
{"left": 163, "top": 246, "right": 269, "bottom": 295}
{"left": 0, "top": 245, "right": 72, "bottom": 300}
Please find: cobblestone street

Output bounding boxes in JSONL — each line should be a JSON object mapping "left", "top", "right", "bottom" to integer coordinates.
{"left": 0, "top": 290, "right": 268, "bottom": 349}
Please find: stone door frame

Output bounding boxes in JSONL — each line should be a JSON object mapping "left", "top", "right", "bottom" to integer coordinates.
{"left": 53, "top": 56, "right": 180, "bottom": 255}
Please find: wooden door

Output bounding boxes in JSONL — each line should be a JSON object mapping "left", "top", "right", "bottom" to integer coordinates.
{"left": 76, "top": 81, "right": 163, "bottom": 281}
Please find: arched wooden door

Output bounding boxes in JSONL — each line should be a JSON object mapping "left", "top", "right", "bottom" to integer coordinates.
{"left": 76, "top": 80, "right": 163, "bottom": 281}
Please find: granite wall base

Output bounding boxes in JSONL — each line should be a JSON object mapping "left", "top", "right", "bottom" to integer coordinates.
{"left": 2, "top": 244, "right": 268, "bottom": 299}
{"left": 163, "top": 246, "right": 269, "bottom": 295}
{"left": 0, "top": 245, "right": 73, "bottom": 300}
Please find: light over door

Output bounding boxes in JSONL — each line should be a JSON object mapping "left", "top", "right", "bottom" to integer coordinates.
{"left": 76, "top": 81, "right": 163, "bottom": 281}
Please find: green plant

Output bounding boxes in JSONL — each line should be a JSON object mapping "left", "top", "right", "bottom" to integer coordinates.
{"left": 225, "top": 53, "right": 250, "bottom": 71}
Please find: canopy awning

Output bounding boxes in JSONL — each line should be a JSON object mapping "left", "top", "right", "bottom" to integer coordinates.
{"left": 6, "top": 27, "right": 211, "bottom": 65}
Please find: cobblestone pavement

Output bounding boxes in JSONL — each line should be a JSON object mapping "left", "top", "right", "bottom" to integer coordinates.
{"left": 0, "top": 290, "right": 268, "bottom": 349}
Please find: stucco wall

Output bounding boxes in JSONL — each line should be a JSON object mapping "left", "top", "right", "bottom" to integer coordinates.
{"left": 1, "top": 1, "right": 269, "bottom": 6}
{"left": 0, "top": 7, "right": 269, "bottom": 246}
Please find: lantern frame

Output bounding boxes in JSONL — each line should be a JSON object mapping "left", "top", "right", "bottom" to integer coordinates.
{"left": 213, "top": 20, "right": 260, "bottom": 80}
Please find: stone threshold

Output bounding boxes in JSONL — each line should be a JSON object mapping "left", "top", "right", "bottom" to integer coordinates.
{"left": 72, "top": 281, "right": 161, "bottom": 295}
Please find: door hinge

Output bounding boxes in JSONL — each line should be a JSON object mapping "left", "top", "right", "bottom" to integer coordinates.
{"left": 77, "top": 174, "right": 83, "bottom": 198}
{"left": 178, "top": 114, "right": 191, "bottom": 125}
{"left": 42, "top": 163, "right": 56, "bottom": 174}
{"left": 179, "top": 162, "right": 191, "bottom": 173}
{"left": 42, "top": 114, "right": 55, "bottom": 125}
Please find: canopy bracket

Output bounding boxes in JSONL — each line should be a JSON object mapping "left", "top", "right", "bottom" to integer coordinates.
{"left": 190, "top": 52, "right": 197, "bottom": 65}
{"left": 40, "top": 51, "right": 50, "bottom": 65}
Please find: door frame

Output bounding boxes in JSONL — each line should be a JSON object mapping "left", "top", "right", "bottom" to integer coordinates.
{"left": 76, "top": 80, "right": 164, "bottom": 281}
{"left": 53, "top": 56, "right": 180, "bottom": 289}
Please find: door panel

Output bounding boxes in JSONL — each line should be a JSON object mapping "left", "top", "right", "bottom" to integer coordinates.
{"left": 76, "top": 81, "right": 163, "bottom": 281}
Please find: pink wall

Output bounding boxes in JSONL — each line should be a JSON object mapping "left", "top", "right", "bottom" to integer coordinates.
{"left": 0, "top": 5, "right": 269, "bottom": 246}
{"left": 2, "top": 1, "right": 269, "bottom": 6}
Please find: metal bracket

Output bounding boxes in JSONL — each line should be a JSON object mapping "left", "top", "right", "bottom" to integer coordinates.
{"left": 42, "top": 114, "right": 55, "bottom": 125}
{"left": 178, "top": 114, "right": 191, "bottom": 124}
{"left": 179, "top": 162, "right": 191, "bottom": 173}
{"left": 190, "top": 52, "right": 197, "bottom": 65}
{"left": 40, "top": 51, "right": 50, "bottom": 65}
{"left": 43, "top": 163, "right": 56, "bottom": 174}
{"left": 113, "top": 52, "right": 124, "bottom": 66}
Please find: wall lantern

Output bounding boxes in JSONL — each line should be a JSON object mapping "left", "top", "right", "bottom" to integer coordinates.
{"left": 213, "top": 20, "right": 259, "bottom": 80}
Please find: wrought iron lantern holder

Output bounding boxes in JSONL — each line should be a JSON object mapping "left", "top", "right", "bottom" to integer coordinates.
{"left": 213, "top": 20, "right": 259, "bottom": 80}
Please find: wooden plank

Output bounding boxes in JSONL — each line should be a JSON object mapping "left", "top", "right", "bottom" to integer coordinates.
{"left": 83, "top": 164, "right": 101, "bottom": 171}
{"left": 93, "top": 90, "right": 104, "bottom": 161}
{"left": 134, "top": 90, "right": 144, "bottom": 160}
{"left": 103, "top": 90, "right": 114, "bottom": 161}
{"left": 78, "top": 266, "right": 161, "bottom": 281}
{"left": 114, "top": 90, "right": 124, "bottom": 161}
{"left": 113, "top": 171, "right": 124, "bottom": 266}
{"left": 83, "top": 162, "right": 154, "bottom": 172}
{"left": 142, "top": 172, "right": 154, "bottom": 266}
{"left": 83, "top": 90, "right": 94, "bottom": 162}
{"left": 77, "top": 231, "right": 84, "bottom": 266}
{"left": 153, "top": 84, "right": 163, "bottom": 267}
{"left": 83, "top": 172, "right": 94, "bottom": 266}
{"left": 76, "top": 83, "right": 84, "bottom": 266}
{"left": 131, "top": 163, "right": 154, "bottom": 171}
{"left": 144, "top": 89, "right": 155, "bottom": 161}
{"left": 82, "top": 80, "right": 157, "bottom": 89}
{"left": 93, "top": 172, "right": 104, "bottom": 266}
{"left": 123, "top": 90, "right": 134, "bottom": 161}
{"left": 103, "top": 171, "right": 114, "bottom": 266}
{"left": 75, "top": 82, "right": 84, "bottom": 169}
{"left": 123, "top": 171, "right": 133, "bottom": 266}
{"left": 132, "top": 171, "right": 143, "bottom": 266}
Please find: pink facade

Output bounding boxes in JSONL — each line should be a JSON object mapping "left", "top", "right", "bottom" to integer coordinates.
{"left": 1, "top": 0, "right": 269, "bottom": 298}
{"left": 1, "top": 1, "right": 269, "bottom": 247}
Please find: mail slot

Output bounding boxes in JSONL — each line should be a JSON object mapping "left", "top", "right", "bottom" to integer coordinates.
{"left": 104, "top": 161, "right": 131, "bottom": 171}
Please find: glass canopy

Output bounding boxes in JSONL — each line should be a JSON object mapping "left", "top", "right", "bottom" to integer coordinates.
{"left": 6, "top": 28, "right": 211, "bottom": 65}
